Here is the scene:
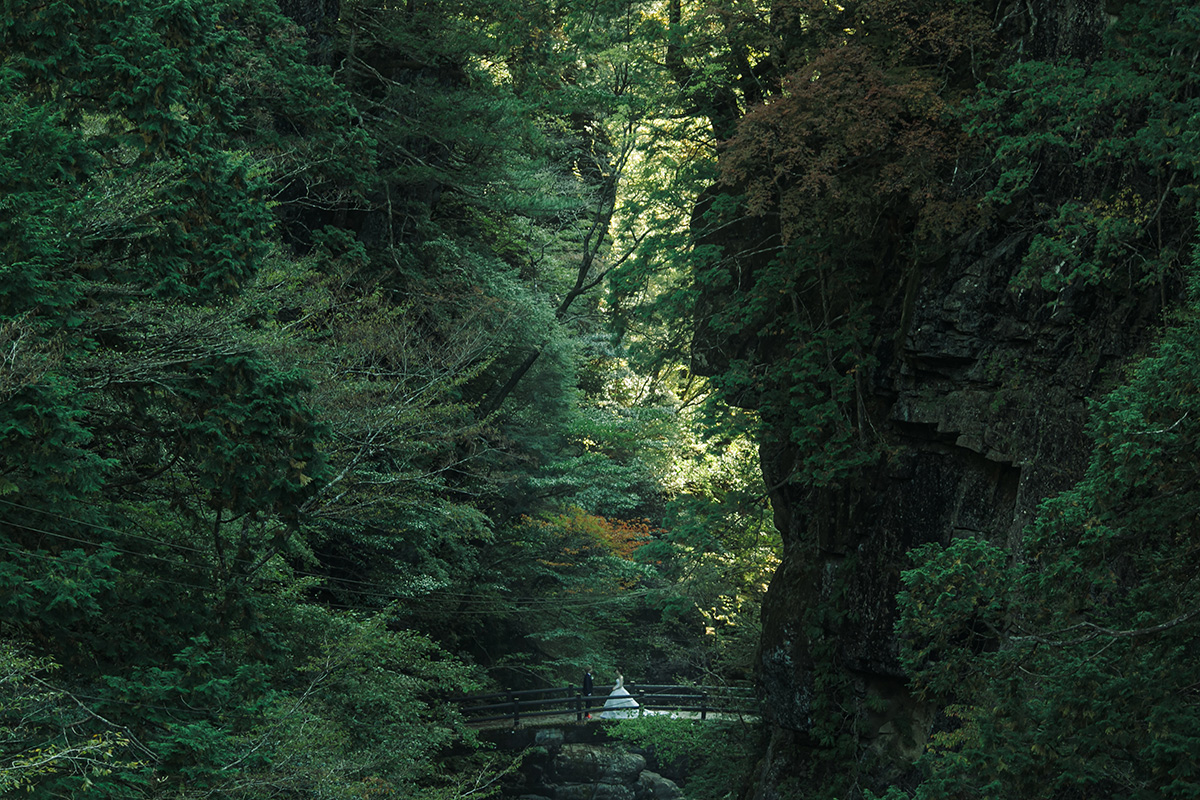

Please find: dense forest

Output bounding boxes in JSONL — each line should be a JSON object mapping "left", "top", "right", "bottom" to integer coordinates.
{"left": 1, "top": 0, "right": 1198, "bottom": 798}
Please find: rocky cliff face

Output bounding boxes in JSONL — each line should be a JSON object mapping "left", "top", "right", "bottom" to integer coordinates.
{"left": 691, "top": 2, "right": 1171, "bottom": 794}
{"left": 746, "top": 226, "right": 1163, "bottom": 796}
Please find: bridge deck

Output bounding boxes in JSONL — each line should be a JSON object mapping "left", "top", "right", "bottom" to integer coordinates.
{"left": 455, "top": 683, "right": 757, "bottom": 728}
{"left": 466, "top": 709, "right": 756, "bottom": 731}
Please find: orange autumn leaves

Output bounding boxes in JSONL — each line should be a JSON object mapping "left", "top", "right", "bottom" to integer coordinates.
{"left": 720, "top": 0, "right": 996, "bottom": 250}
{"left": 524, "top": 507, "right": 658, "bottom": 573}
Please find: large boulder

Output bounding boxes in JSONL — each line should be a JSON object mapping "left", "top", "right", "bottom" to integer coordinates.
{"left": 510, "top": 742, "right": 683, "bottom": 800}
{"left": 638, "top": 771, "right": 683, "bottom": 800}
{"left": 550, "top": 744, "right": 647, "bottom": 785}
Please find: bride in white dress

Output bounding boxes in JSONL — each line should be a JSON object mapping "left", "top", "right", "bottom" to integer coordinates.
{"left": 600, "top": 674, "right": 639, "bottom": 719}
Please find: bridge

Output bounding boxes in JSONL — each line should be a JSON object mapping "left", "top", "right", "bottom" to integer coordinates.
{"left": 456, "top": 683, "right": 757, "bottom": 727}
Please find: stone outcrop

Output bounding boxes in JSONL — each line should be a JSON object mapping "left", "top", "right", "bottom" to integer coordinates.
{"left": 685, "top": 1, "right": 1169, "bottom": 794}
{"left": 745, "top": 224, "right": 1164, "bottom": 795}
{"left": 510, "top": 742, "right": 683, "bottom": 800}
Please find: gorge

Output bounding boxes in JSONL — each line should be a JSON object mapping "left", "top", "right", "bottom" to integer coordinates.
{"left": 2, "top": 0, "right": 1198, "bottom": 797}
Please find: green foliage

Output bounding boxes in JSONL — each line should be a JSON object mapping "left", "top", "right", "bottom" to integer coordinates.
{"left": 897, "top": 537, "right": 1011, "bottom": 700}
{"left": 0, "top": 640, "right": 134, "bottom": 794}
{"left": 642, "top": 434, "right": 778, "bottom": 680}
{"left": 0, "top": 0, "right": 509, "bottom": 795}
{"left": 395, "top": 506, "right": 660, "bottom": 686}
{"left": 965, "top": 0, "right": 1200, "bottom": 292}
{"left": 239, "top": 610, "right": 483, "bottom": 799}
{"left": 0, "top": 0, "right": 788, "bottom": 796}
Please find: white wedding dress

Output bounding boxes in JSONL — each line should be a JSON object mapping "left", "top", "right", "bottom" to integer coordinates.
{"left": 600, "top": 675, "right": 639, "bottom": 719}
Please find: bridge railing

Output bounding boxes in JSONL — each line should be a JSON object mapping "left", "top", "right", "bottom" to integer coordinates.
{"left": 456, "top": 683, "right": 758, "bottom": 725}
